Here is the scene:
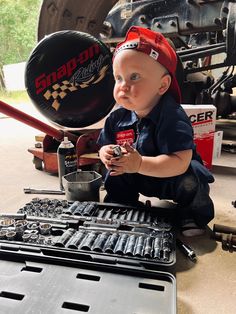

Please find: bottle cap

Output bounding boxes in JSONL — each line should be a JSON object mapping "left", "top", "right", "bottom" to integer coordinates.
{"left": 63, "top": 137, "right": 71, "bottom": 144}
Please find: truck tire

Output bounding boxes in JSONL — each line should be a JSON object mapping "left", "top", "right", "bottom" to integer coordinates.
{"left": 38, "top": 0, "right": 118, "bottom": 41}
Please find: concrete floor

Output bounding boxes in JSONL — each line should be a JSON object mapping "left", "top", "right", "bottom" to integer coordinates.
{"left": 0, "top": 101, "right": 236, "bottom": 314}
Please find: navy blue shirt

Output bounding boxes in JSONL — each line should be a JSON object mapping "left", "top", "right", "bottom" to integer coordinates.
{"left": 97, "top": 93, "right": 201, "bottom": 162}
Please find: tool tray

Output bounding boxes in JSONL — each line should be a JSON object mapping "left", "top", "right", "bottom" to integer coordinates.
{"left": 0, "top": 198, "right": 177, "bottom": 313}
{"left": 0, "top": 255, "right": 176, "bottom": 314}
{"left": 0, "top": 198, "right": 176, "bottom": 270}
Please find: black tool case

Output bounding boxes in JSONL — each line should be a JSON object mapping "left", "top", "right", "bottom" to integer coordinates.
{"left": 0, "top": 199, "right": 177, "bottom": 314}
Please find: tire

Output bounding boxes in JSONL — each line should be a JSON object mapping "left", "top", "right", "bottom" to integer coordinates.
{"left": 38, "top": 0, "right": 118, "bottom": 41}
{"left": 33, "top": 156, "right": 43, "bottom": 170}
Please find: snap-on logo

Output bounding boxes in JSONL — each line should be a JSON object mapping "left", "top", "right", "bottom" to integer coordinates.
{"left": 35, "top": 43, "right": 100, "bottom": 95}
{"left": 116, "top": 129, "right": 135, "bottom": 145}
{"left": 188, "top": 111, "right": 213, "bottom": 124}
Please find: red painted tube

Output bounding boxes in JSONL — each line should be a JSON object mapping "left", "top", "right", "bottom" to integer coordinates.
{"left": 0, "top": 99, "right": 78, "bottom": 142}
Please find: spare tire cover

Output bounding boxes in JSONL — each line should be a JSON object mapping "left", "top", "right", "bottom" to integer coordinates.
{"left": 25, "top": 30, "right": 115, "bottom": 128}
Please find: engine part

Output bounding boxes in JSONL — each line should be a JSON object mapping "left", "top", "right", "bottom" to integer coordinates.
{"left": 213, "top": 232, "right": 236, "bottom": 252}
{"left": 38, "top": 0, "right": 118, "bottom": 40}
{"left": 213, "top": 224, "right": 236, "bottom": 235}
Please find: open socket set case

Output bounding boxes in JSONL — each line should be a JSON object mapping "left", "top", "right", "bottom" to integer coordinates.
{"left": 0, "top": 198, "right": 177, "bottom": 314}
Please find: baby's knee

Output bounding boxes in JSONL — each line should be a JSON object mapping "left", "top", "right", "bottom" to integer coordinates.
{"left": 178, "top": 174, "right": 198, "bottom": 194}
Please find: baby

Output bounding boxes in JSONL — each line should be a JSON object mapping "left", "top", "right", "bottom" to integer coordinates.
{"left": 97, "top": 26, "right": 214, "bottom": 236}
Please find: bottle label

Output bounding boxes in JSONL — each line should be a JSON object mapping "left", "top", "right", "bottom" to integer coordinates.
{"left": 64, "top": 153, "right": 77, "bottom": 173}
{"left": 57, "top": 146, "right": 77, "bottom": 190}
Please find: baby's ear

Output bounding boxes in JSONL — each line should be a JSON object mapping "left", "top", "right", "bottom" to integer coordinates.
{"left": 159, "top": 74, "right": 172, "bottom": 95}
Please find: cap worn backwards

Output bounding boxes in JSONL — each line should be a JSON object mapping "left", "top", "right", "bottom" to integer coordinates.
{"left": 113, "top": 26, "right": 181, "bottom": 103}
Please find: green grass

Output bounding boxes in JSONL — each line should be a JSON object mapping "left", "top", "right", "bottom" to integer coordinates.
{"left": 0, "top": 90, "right": 30, "bottom": 103}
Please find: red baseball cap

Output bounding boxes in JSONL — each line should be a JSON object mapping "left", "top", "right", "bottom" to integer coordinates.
{"left": 113, "top": 26, "right": 181, "bottom": 103}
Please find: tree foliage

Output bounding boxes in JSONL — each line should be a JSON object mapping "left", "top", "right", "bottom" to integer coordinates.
{"left": 0, "top": 0, "right": 42, "bottom": 65}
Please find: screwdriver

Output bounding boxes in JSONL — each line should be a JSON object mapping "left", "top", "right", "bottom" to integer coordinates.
{"left": 176, "top": 238, "right": 197, "bottom": 262}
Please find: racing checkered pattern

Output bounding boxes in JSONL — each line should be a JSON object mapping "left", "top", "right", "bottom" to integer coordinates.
{"left": 43, "top": 80, "right": 78, "bottom": 111}
{"left": 43, "top": 65, "right": 109, "bottom": 111}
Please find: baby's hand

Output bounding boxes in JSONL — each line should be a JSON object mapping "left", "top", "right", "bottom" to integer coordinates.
{"left": 99, "top": 145, "right": 123, "bottom": 170}
{"left": 109, "top": 143, "right": 142, "bottom": 176}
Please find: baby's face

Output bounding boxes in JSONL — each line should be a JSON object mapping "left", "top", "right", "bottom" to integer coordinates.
{"left": 113, "top": 49, "right": 168, "bottom": 117}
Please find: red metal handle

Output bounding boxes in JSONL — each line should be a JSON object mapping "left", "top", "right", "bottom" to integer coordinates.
{"left": 0, "top": 99, "right": 78, "bottom": 142}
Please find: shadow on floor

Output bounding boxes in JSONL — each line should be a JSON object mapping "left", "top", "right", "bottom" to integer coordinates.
{"left": 175, "top": 227, "right": 217, "bottom": 273}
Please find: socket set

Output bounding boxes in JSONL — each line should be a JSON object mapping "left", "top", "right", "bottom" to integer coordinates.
{"left": 0, "top": 198, "right": 177, "bottom": 314}
{"left": 16, "top": 198, "right": 170, "bottom": 224}
{"left": 0, "top": 218, "right": 56, "bottom": 245}
{"left": 17, "top": 197, "right": 69, "bottom": 218}
{"left": 1, "top": 198, "right": 176, "bottom": 267}
{"left": 0, "top": 221, "right": 175, "bottom": 265}
{"left": 54, "top": 228, "right": 174, "bottom": 262}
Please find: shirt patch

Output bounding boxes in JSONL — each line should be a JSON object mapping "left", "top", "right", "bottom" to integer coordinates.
{"left": 115, "top": 129, "right": 135, "bottom": 145}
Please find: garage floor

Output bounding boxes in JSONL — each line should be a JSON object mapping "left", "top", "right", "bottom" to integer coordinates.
{"left": 0, "top": 101, "right": 235, "bottom": 314}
